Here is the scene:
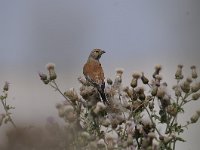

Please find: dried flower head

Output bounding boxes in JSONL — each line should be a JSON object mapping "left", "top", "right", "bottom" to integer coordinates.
{"left": 46, "top": 63, "right": 57, "bottom": 80}
{"left": 136, "top": 87, "right": 146, "bottom": 101}
{"left": 166, "top": 105, "right": 177, "bottom": 116}
{"left": 191, "top": 65, "right": 196, "bottom": 69}
{"left": 172, "top": 85, "right": 182, "bottom": 97}
{"left": 64, "top": 88, "right": 79, "bottom": 103}
{"left": 153, "top": 64, "right": 162, "bottom": 78}
{"left": 191, "top": 82, "right": 200, "bottom": 93}
{"left": 3, "top": 81, "right": 9, "bottom": 91}
{"left": 160, "top": 94, "right": 171, "bottom": 108}
{"left": 57, "top": 104, "right": 74, "bottom": 118}
{"left": 132, "top": 72, "right": 141, "bottom": 79}
{"left": 107, "top": 78, "right": 113, "bottom": 85}
{"left": 191, "top": 65, "right": 198, "bottom": 79}
{"left": 64, "top": 111, "right": 77, "bottom": 122}
{"left": 155, "top": 75, "right": 163, "bottom": 86}
{"left": 80, "top": 86, "right": 95, "bottom": 99}
{"left": 39, "top": 72, "right": 49, "bottom": 84}
{"left": 155, "top": 64, "right": 162, "bottom": 71}
{"left": 175, "top": 64, "right": 184, "bottom": 80}
{"left": 180, "top": 78, "right": 192, "bottom": 93}
{"left": 93, "top": 102, "right": 106, "bottom": 114}
{"left": 155, "top": 75, "right": 162, "bottom": 81}
{"left": 136, "top": 87, "right": 145, "bottom": 94}
{"left": 113, "top": 73, "right": 122, "bottom": 89}
{"left": 131, "top": 73, "right": 141, "bottom": 89}
{"left": 116, "top": 68, "right": 124, "bottom": 75}
{"left": 123, "top": 86, "right": 137, "bottom": 100}
{"left": 151, "top": 86, "right": 158, "bottom": 96}
{"left": 141, "top": 72, "right": 149, "bottom": 84}
{"left": 39, "top": 72, "right": 47, "bottom": 80}
{"left": 192, "top": 93, "right": 200, "bottom": 100}
{"left": 178, "top": 64, "right": 183, "bottom": 68}
{"left": 46, "top": 63, "right": 56, "bottom": 70}
{"left": 156, "top": 87, "right": 165, "bottom": 99}
{"left": 190, "top": 112, "right": 199, "bottom": 123}
{"left": 78, "top": 76, "right": 89, "bottom": 86}
{"left": 130, "top": 78, "right": 138, "bottom": 88}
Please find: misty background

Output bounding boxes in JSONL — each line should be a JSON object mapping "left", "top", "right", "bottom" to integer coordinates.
{"left": 0, "top": 0, "right": 200, "bottom": 149}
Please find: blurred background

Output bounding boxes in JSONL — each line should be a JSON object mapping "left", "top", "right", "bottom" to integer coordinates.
{"left": 0, "top": 0, "right": 200, "bottom": 149}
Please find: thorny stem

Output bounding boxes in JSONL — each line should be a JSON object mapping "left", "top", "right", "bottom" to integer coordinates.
{"left": 1, "top": 94, "right": 17, "bottom": 128}
{"left": 144, "top": 106, "right": 162, "bottom": 136}
{"left": 165, "top": 115, "right": 172, "bottom": 134}
{"left": 50, "top": 80, "right": 73, "bottom": 106}
{"left": 166, "top": 91, "right": 192, "bottom": 149}
{"left": 168, "top": 92, "right": 192, "bottom": 134}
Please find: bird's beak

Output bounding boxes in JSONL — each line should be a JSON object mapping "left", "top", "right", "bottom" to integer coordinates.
{"left": 101, "top": 50, "right": 106, "bottom": 54}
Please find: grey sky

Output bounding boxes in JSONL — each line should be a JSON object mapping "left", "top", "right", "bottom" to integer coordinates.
{"left": 0, "top": 0, "right": 200, "bottom": 149}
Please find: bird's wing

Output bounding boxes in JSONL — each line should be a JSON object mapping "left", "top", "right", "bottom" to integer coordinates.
{"left": 83, "top": 60, "right": 108, "bottom": 104}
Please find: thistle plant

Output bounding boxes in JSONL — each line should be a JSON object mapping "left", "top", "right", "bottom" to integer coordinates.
{"left": 0, "top": 82, "right": 16, "bottom": 128}
{"left": 39, "top": 63, "right": 200, "bottom": 150}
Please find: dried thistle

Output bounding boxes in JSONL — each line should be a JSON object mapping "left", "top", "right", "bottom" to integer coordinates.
{"left": 64, "top": 88, "right": 79, "bottom": 103}
{"left": 191, "top": 82, "right": 200, "bottom": 93}
{"left": 3, "top": 81, "right": 9, "bottom": 91}
{"left": 131, "top": 72, "right": 141, "bottom": 88}
{"left": 175, "top": 64, "right": 184, "bottom": 80}
{"left": 46, "top": 63, "right": 57, "bottom": 80}
{"left": 153, "top": 64, "right": 162, "bottom": 78}
{"left": 141, "top": 72, "right": 149, "bottom": 85}
{"left": 180, "top": 78, "right": 192, "bottom": 93}
{"left": 191, "top": 65, "right": 198, "bottom": 79}
{"left": 93, "top": 102, "right": 106, "bottom": 114}
{"left": 107, "top": 78, "right": 113, "bottom": 85}
{"left": 190, "top": 112, "right": 199, "bottom": 123}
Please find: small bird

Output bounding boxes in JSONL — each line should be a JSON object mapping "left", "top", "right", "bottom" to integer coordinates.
{"left": 83, "top": 49, "right": 108, "bottom": 104}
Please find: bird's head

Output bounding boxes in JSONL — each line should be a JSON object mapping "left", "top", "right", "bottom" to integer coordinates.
{"left": 89, "top": 49, "right": 106, "bottom": 60}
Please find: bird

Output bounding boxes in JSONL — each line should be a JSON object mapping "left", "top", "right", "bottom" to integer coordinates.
{"left": 83, "top": 49, "right": 108, "bottom": 104}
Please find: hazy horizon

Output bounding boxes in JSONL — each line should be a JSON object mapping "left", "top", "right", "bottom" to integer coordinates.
{"left": 0, "top": 0, "right": 200, "bottom": 149}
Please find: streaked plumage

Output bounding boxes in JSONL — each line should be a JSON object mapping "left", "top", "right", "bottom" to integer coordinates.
{"left": 83, "top": 49, "right": 108, "bottom": 104}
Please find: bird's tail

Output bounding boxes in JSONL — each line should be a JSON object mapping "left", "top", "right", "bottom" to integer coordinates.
{"left": 97, "top": 88, "right": 109, "bottom": 105}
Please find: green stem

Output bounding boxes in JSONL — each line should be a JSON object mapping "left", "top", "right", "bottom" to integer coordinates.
{"left": 165, "top": 115, "right": 172, "bottom": 134}
{"left": 172, "top": 139, "right": 176, "bottom": 150}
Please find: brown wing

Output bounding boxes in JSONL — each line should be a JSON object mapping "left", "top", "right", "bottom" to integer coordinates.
{"left": 83, "top": 60, "right": 105, "bottom": 85}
